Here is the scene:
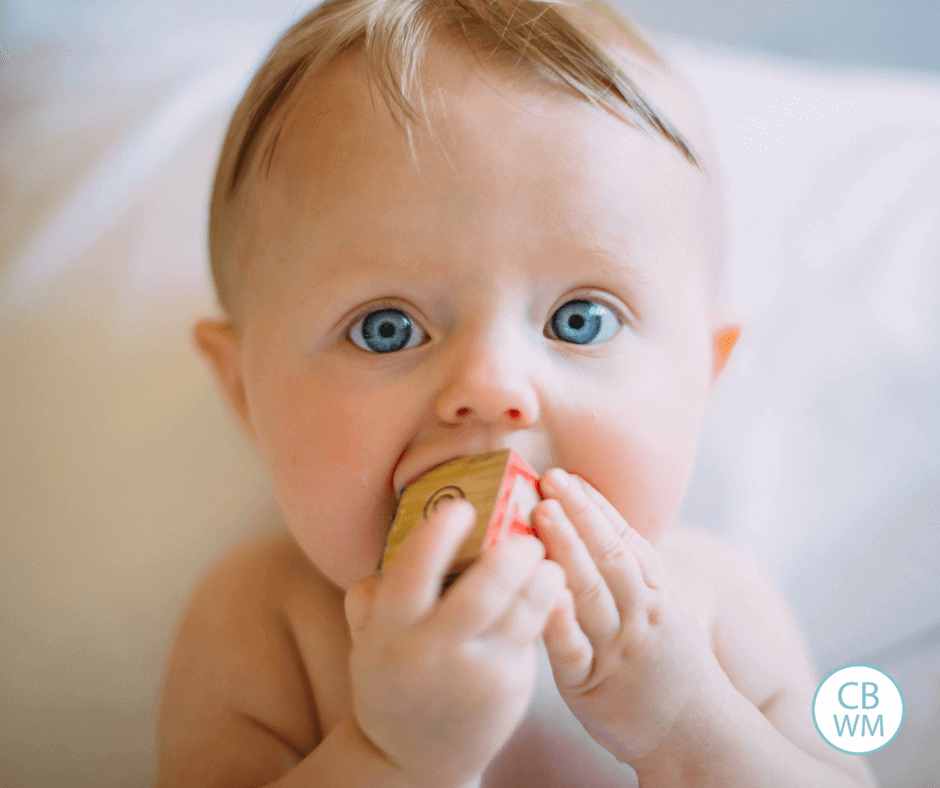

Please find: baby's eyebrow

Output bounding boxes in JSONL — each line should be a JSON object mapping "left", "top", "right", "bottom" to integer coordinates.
{"left": 307, "top": 240, "right": 652, "bottom": 293}
{"left": 568, "top": 242, "right": 653, "bottom": 289}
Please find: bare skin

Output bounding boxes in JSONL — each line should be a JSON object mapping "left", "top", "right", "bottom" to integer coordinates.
{"left": 155, "top": 517, "right": 876, "bottom": 787}
{"left": 155, "top": 42, "right": 878, "bottom": 788}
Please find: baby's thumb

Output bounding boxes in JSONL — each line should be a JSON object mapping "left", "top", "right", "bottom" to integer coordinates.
{"left": 344, "top": 573, "right": 382, "bottom": 640}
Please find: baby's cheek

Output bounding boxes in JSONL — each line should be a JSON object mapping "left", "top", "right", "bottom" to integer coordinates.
{"left": 277, "top": 460, "right": 399, "bottom": 590}
{"left": 569, "top": 419, "right": 691, "bottom": 545}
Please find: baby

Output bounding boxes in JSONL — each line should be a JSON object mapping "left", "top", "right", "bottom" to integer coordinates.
{"left": 155, "top": 0, "right": 878, "bottom": 785}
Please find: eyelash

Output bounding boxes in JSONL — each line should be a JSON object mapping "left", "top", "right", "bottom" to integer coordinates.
{"left": 346, "top": 297, "right": 625, "bottom": 354}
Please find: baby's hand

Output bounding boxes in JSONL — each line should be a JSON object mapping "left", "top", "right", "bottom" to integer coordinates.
{"left": 535, "top": 470, "right": 722, "bottom": 765}
{"left": 344, "top": 498, "right": 565, "bottom": 788}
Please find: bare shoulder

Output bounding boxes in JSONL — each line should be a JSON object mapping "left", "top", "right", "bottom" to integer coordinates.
{"left": 660, "top": 523, "right": 876, "bottom": 785}
{"left": 656, "top": 521, "right": 740, "bottom": 581}
{"left": 155, "top": 530, "right": 325, "bottom": 788}
{"left": 655, "top": 523, "right": 737, "bottom": 627}
{"left": 659, "top": 522, "right": 803, "bottom": 708}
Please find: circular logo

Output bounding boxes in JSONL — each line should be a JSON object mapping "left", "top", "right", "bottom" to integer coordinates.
{"left": 423, "top": 485, "right": 466, "bottom": 519}
{"left": 813, "top": 664, "right": 904, "bottom": 754}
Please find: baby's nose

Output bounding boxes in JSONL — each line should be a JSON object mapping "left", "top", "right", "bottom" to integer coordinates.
{"left": 455, "top": 405, "right": 525, "bottom": 422}
{"left": 437, "top": 336, "right": 539, "bottom": 426}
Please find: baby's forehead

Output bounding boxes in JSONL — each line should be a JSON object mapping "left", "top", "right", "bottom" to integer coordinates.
{"left": 238, "top": 35, "right": 724, "bottom": 309}
{"left": 269, "top": 36, "right": 717, "bottom": 184}
{"left": 210, "top": 1, "right": 727, "bottom": 324}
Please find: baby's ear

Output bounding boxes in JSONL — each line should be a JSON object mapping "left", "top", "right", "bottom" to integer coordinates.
{"left": 708, "top": 305, "right": 746, "bottom": 387}
{"left": 192, "top": 319, "right": 259, "bottom": 447}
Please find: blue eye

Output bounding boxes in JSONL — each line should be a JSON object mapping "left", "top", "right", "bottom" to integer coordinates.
{"left": 349, "top": 307, "right": 427, "bottom": 353}
{"left": 549, "top": 299, "right": 621, "bottom": 345}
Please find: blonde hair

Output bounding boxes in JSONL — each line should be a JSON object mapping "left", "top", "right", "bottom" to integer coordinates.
{"left": 209, "top": 0, "right": 700, "bottom": 321}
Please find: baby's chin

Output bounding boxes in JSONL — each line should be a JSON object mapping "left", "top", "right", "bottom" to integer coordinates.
{"left": 331, "top": 543, "right": 389, "bottom": 590}
{"left": 280, "top": 520, "right": 382, "bottom": 594}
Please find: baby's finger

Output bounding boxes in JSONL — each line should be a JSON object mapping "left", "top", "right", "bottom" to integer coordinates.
{"left": 482, "top": 558, "right": 567, "bottom": 649}
{"left": 571, "top": 473, "right": 665, "bottom": 590}
{"left": 542, "top": 587, "right": 594, "bottom": 688}
{"left": 371, "top": 498, "right": 477, "bottom": 634}
{"left": 433, "top": 534, "right": 547, "bottom": 641}
{"left": 534, "top": 497, "right": 622, "bottom": 649}
{"left": 540, "top": 470, "right": 648, "bottom": 630}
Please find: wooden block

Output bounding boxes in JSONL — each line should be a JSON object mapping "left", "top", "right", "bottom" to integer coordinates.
{"left": 379, "top": 449, "right": 542, "bottom": 587}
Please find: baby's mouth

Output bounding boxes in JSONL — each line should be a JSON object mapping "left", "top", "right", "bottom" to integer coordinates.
{"left": 390, "top": 429, "right": 555, "bottom": 501}
{"left": 395, "top": 453, "right": 469, "bottom": 497}
{"left": 394, "top": 446, "right": 544, "bottom": 498}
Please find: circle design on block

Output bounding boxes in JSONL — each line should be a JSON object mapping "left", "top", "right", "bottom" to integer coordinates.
{"left": 423, "top": 486, "right": 466, "bottom": 520}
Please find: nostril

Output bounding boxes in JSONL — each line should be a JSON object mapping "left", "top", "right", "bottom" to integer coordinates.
{"left": 457, "top": 407, "right": 470, "bottom": 417}
{"left": 507, "top": 409, "right": 521, "bottom": 419}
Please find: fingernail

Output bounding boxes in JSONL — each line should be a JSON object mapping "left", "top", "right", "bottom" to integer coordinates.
{"left": 548, "top": 468, "right": 570, "bottom": 492}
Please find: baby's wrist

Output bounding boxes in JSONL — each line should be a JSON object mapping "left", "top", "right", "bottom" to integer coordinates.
{"left": 629, "top": 669, "right": 741, "bottom": 786}
{"left": 347, "top": 714, "right": 482, "bottom": 788}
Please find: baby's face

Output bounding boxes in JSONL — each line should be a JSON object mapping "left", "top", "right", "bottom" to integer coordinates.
{"left": 218, "top": 46, "right": 736, "bottom": 590}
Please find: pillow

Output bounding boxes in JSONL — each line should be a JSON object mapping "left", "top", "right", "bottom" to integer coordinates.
{"left": 0, "top": 23, "right": 285, "bottom": 787}
{"left": 667, "top": 36, "right": 940, "bottom": 787}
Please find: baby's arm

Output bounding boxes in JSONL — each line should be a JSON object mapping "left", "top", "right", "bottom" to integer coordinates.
{"left": 632, "top": 534, "right": 879, "bottom": 787}
{"left": 154, "top": 535, "right": 316, "bottom": 788}
{"left": 534, "top": 471, "right": 878, "bottom": 788}
{"left": 155, "top": 500, "right": 564, "bottom": 788}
